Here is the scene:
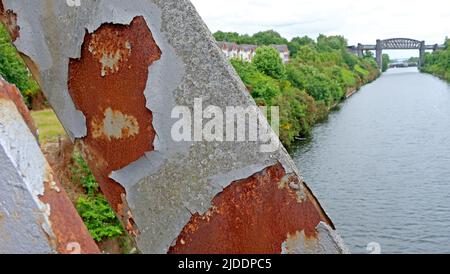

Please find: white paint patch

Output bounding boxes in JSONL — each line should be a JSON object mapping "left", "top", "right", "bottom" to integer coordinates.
{"left": 0, "top": 98, "right": 56, "bottom": 253}
{"left": 92, "top": 108, "right": 139, "bottom": 140}
{"left": 281, "top": 222, "right": 350, "bottom": 254}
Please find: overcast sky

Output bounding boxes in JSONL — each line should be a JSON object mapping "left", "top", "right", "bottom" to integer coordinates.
{"left": 190, "top": 0, "right": 450, "bottom": 58}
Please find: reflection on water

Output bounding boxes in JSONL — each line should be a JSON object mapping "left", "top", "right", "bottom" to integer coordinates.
{"left": 291, "top": 68, "right": 450, "bottom": 254}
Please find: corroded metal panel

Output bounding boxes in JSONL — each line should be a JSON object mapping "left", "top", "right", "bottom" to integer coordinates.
{"left": 1, "top": 0, "right": 348, "bottom": 254}
{"left": 169, "top": 163, "right": 346, "bottom": 254}
{"left": 0, "top": 79, "right": 99, "bottom": 254}
{"left": 67, "top": 17, "right": 160, "bottom": 224}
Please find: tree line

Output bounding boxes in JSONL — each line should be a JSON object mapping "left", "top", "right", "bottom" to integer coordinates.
{"left": 422, "top": 39, "right": 450, "bottom": 82}
{"left": 215, "top": 30, "right": 380, "bottom": 147}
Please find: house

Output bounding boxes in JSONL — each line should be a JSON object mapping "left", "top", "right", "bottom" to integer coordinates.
{"left": 238, "top": 44, "right": 257, "bottom": 62}
{"left": 217, "top": 41, "right": 239, "bottom": 59}
{"left": 270, "top": 45, "right": 290, "bottom": 63}
{"left": 217, "top": 41, "right": 290, "bottom": 63}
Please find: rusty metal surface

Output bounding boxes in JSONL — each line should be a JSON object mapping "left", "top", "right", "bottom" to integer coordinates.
{"left": 68, "top": 17, "right": 160, "bottom": 229}
{"left": 1, "top": 0, "right": 348, "bottom": 254}
{"left": 0, "top": 78, "right": 99, "bottom": 254}
{"left": 169, "top": 163, "right": 332, "bottom": 254}
{"left": 39, "top": 170, "right": 101, "bottom": 254}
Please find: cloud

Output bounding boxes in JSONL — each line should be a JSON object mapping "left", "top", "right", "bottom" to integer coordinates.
{"left": 191, "top": 0, "right": 450, "bottom": 58}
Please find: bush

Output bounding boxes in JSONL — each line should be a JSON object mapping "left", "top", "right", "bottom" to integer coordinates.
{"left": 71, "top": 151, "right": 124, "bottom": 242}
{"left": 0, "top": 22, "right": 40, "bottom": 107}
{"left": 422, "top": 39, "right": 450, "bottom": 82}
{"left": 228, "top": 32, "right": 379, "bottom": 147}
{"left": 71, "top": 151, "right": 99, "bottom": 196}
{"left": 76, "top": 195, "right": 124, "bottom": 242}
{"left": 252, "top": 46, "right": 286, "bottom": 80}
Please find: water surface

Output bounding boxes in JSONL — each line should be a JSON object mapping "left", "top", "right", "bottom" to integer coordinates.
{"left": 292, "top": 68, "right": 450, "bottom": 254}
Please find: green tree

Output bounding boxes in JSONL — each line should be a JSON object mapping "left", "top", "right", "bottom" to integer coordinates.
{"left": 252, "top": 30, "right": 288, "bottom": 46}
{"left": 288, "top": 36, "right": 315, "bottom": 57}
{"left": 213, "top": 31, "right": 241, "bottom": 43}
{"left": 382, "top": 53, "right": 390, "bottom": 72}
{"left": 317, "top": 35, "right": 348, "bottom": 51}
{"left": 213, "top": 31, "right": 255, "bottom": 44}
{"left": 364, "top": 51, "right": 375, "bottom": 59}
{"left": 252, "top": 46, "right": 286, "bottom": 79}
{"left": 421, "top": 38, "right": 450, "bottom": 81}
{"left": 229, "top": 32, "right": 380, "bottom": 147}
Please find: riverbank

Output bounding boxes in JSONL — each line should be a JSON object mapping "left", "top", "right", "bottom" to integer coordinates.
{"left": 328, "top": 74, "right": 380, "bottom": 112}
{"left": 421, "top": 40, "right": 449, "bottom": 82}
{"left": 227, "top": 33, "right": 380, "bottom": 147}
{"left": 421, "top": 69, "right": 450, "bottom": 83}
{"left": 292, "top": 67, "right": 450, "bottom": 253}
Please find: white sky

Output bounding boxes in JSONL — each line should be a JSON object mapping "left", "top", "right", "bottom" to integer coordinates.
{"left": 190, "top": 0, "right": 450, "bottom": 58}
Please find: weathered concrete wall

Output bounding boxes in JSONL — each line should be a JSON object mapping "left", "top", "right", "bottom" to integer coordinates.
{"left": 1, "top": 0, "right": 348, "bottom": 254}
{"left": 0, "top": 78, "right": 99, "bottom": 254}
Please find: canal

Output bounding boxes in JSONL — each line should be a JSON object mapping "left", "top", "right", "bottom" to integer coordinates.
{"left": 291, "top": 67, "right": 450, "bottom": 254}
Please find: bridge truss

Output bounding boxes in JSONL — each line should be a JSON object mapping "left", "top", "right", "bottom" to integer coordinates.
{"left": 348, "top": 38, "right": 445, "bottom": 69}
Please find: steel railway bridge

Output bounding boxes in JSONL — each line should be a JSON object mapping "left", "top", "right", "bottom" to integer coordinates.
{"left": 348, "top": 38, "right": 445, "bottom": 69}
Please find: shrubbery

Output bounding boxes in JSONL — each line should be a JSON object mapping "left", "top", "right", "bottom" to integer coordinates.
{"left": 0, "top": 22, "right": 39, "bottom": 107}
{"left": 219, "top": 31, "right": 380, "bottom": 147}
{"left": 71, "top": 151, "right": 124, "bottom": 242}
{"left": 422, "top": 39, "right": 450, "bottom": 82}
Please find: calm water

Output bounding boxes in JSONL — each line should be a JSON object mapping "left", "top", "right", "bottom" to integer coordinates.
{"left": 291, "top": 68, "right": 450, "bottom": 254}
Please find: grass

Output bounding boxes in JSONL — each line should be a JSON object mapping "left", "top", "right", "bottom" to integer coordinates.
{"left": 31, "top": 109, "right": 66, "bottom": 144}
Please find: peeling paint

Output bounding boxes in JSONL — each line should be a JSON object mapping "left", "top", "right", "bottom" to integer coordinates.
{"left": 68, "top": 16, "right": 161, "bottom": 212}
{"left": 169, "top": 163, "right": 332, "bottom": 254}
{"left": 39, "top": 171, "right": 100, "bottom": 254}
{"left": 88, "top": 29, "right": 132, "bottom": 77}
{"left": 92, "top": 108, "right": 140, "bottom": 140}
{"left": 0, "top": 80, "right": 99, "bottom": 254}
{"left": 118, "top": 193, "right": 140, "bottom": 237}
{"left": 281, "top": 222, "right": 349, "bottom": 254}
{"left": 0, "top": 79, "right": 38, "bottom": 139}
{"left": 279, "top": 173, "right": 306, "bottom": 202}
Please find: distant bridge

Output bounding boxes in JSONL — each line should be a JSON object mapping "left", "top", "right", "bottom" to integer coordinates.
{"left": 348, "top": 38, "right": 445, "bottom": 69}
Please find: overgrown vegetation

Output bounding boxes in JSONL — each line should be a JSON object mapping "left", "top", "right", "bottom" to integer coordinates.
{"left": 216, "top": 31, "right": 380, "bottom": 146}
{"left": 0, "top": 22, "right": 40, "bottom": 107}
{"left": 382, "top": 53, "right": 390, "bottom": 72}
{"left": 422, "top": 39, "right": 450, "bottom": 82}
{"left": 71, "top": 151, "right": 124, "bottom": 242}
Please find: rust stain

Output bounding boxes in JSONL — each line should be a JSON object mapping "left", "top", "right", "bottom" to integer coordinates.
{"left": 0, "top": 79, "right": 38, "bottom": 139}
{"left": 0, "top": 9, "right": 19, "bottom": 41}
{"left": 118, "top": 193, "right": 140, "bottom": 237}
{"left": 68, "top": 16, "right": 161, "bottom": 227}
{"left": 169, "top": 163, "right": 333, "bottom": 254}
{"left": 88, "top": 30, "right": 132, "bottom": 77}
{"left": 39, "top": 167, "right": 100, "bottom": 254}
